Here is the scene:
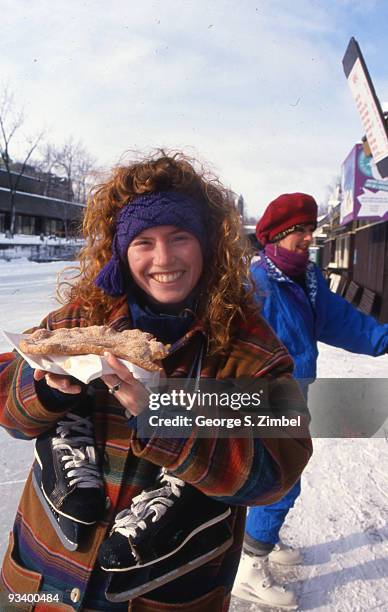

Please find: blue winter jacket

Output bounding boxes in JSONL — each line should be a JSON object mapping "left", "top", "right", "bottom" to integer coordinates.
{"left": 250, "top": 255, "right": 388, "bottom": 379}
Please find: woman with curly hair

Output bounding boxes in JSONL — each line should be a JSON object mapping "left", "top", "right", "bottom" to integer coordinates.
{"left": 0, "top": 151, "right": 311, "bottom": 611}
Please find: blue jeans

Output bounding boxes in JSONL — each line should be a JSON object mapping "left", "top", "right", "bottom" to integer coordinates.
{"left": 245, "top": 479, "right": 301, "bottom": 544}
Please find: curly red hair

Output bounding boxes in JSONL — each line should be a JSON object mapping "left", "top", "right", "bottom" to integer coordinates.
{"left": 58, "top": 150, "right": 257, "bottom": 354}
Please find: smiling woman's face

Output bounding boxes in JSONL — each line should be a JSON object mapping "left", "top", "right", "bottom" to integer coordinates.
{"left": 127, "top": 225, "right": 204, "bottom": 304}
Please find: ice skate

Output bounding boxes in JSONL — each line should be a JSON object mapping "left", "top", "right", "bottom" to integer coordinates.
{"left": 269, "top": 541, "right": 303, "bottom": 565}
{"left": 232, "top": 552, "right": 298, "bottom": 610}
{"left": 33, "top": 410, "right": 105, "bottom": 550}
{"left": 104, "top": 520, "right": 233, "bottom": 602}
{"left": 98, "top": 470, "right": 231, "bottom": 572}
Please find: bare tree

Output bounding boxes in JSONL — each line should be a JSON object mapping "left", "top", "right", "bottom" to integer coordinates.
{"left": 35, "top": 137, "right": 98, "bottom": 238}
{"left": 73, "top": 150, "right": 99, "bottom": 204}
{"left": 0, "top": 85, "right": 44, "bottom": 235}
{"left": 35, "top": 143, "right": 60, "bottom": 197}
{"left": 54, "top": 137, "right": 98, "bottom": 202}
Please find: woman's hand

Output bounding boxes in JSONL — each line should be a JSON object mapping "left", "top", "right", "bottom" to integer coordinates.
{"left": 33, "top": 369, "right": 82, "bottom": 394}
{"left": 101, "top": 352, "right": 150, "bottom": 416}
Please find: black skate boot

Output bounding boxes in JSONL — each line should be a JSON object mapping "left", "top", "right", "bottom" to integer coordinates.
{"left": 104, "top": 520, "right": 233, "bottom": 602}
{"left": 32, "top": 410, "right": 105, "bottom": 550}
{"left": 98, "top": 470, "right": 232, "bottom": 574}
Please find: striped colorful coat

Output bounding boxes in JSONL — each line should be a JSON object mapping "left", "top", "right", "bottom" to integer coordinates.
{"left": 0, "top": 297, "right": 312, "bottom": 611}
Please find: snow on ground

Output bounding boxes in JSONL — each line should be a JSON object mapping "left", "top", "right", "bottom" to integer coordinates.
{"left": 0, "top": 260, "right": 387, "bottom": 611}
{"left": 0, "top": 260, "right": 71, "bottom": 566}
{"left": 0, "top": 258, "right": 71, "bottom": 335}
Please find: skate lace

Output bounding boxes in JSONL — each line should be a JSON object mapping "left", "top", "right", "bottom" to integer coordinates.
{"left": 112, "top": 472, "right": 185, "bottom": 538}
{"left": 52, "top": 412, "right": 102, "bottom": 489}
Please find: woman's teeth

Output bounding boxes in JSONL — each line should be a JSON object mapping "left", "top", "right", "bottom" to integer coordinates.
{"left": 151, "top": 272, "right": 184, "bottom": 283}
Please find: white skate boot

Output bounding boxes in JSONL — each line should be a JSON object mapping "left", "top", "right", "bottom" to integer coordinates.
{"left": 269, "top": 541, "right": 303, "bottom": 565}
{"left": 232, "top": 552, "right": 298, "bottom": 610}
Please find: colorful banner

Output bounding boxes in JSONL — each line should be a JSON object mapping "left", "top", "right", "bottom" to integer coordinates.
{"left": 340, "top": 143, "right": 388, "bottom": 225}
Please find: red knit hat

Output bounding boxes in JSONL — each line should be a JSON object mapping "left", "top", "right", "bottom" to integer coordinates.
{"left": 256, "top": 193, "right": 318, "bottom": 246}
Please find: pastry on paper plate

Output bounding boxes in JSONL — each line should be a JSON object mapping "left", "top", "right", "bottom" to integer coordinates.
{"left": 19, "top": 326, "right": 169, "bottom": 372}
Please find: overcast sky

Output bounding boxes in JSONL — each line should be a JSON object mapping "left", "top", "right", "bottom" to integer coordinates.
{"left": 1, "top": 0, "right": 388, "bottom": 216}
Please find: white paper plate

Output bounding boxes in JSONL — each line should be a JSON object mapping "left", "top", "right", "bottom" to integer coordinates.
{"left": 2, "top": 330, "right": 160, "bottom": 386}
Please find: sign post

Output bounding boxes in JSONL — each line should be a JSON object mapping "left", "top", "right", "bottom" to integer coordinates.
{"left": 342, "top": 37, "right": 388, "bottom": 178}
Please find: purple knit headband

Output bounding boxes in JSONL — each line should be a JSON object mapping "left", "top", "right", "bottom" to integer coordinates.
{"left": 94, "top": 190, "right": 207, "bottom": 296}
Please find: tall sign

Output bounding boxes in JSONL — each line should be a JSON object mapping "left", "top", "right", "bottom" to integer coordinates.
{"left": 342, "top": 37, "right": 388, "bottom": 178}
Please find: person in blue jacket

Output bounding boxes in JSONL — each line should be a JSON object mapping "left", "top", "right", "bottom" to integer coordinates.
{"left": 233, "top": 192, "right": 388, "bottom": 609}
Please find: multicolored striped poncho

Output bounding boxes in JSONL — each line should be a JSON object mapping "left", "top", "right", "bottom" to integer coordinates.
{"left": 0, "top": 297, "right": 311, "bottom": 611}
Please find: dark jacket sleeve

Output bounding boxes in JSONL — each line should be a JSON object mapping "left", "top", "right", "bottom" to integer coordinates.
{"left": 0, "top": 312, "right": 84, "bottom": 440}
{"left": 0, "top": 353, "right": 73, "bottom": 439}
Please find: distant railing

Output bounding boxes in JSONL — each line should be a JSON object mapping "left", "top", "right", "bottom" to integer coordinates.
{"left": 0, "top": 242, "right": 81, "bottom": 262}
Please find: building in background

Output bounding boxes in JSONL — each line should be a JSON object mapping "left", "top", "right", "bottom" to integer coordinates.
{"left": 319, "top": 143, "right": 388, "bottom": 323}
{"left": 0, "top": 164, "right": 84, "bottom": 237}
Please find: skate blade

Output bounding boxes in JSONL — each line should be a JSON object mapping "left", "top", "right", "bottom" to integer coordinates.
{"left": 105, "top": 534, "right": 233, "bottom": 602}
{"left": 32, "top": 462, "right": 80, "bottom": 551}
{"left": 232, "top": 582, "right": 298, "bottom": 610}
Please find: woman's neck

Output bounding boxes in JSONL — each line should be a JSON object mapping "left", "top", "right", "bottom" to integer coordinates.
{"left": 130, "top": 282, "right": 199, "bottom": 316}
{"left": 143, "top": 295, "right": 195, "bottom": 316}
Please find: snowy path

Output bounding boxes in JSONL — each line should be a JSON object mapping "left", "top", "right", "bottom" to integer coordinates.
{"left": 0, "top": 260, "right": 387, "bottom": 611}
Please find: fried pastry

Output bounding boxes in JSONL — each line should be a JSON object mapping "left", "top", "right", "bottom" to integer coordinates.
{"left": 19, "top": 326, "right": 169, "bottom": 371}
